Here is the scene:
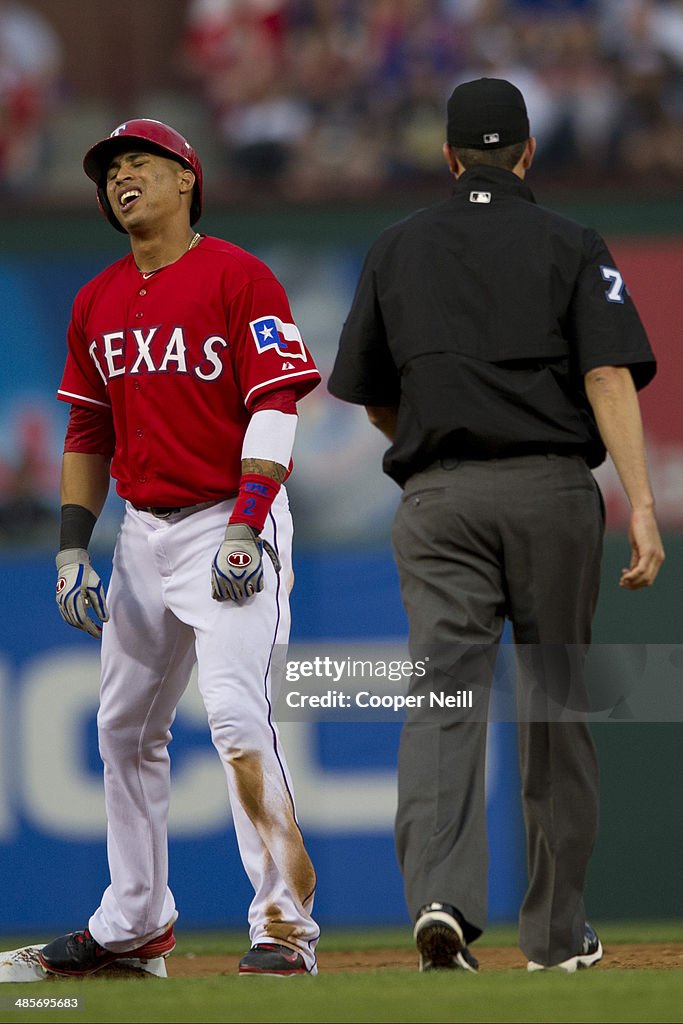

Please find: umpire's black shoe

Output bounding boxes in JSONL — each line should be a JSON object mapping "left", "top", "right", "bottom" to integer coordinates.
{"left": 38, "top": 926, "right": 175, "bottom": 976}
{"left": 239, "top": 942, "right": 308, "bottom": 976}
{"left": 527, "top": 923, "right": 603, "bottom": 973}
{"left": 414, "top": 903, "right": 479, "bottom": 973}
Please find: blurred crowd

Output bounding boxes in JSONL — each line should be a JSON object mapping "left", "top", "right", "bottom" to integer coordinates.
{"left": 182, "top": 0, "right": 683, "bottom": 197}
{"left": 0, "top": 1, "right": 61, "bottom": 192}
{"left": 3, "top": 0, "right": 683, "bottom": 197}
{"left": 1, "top": 1, "right": 682, "bottom": 548}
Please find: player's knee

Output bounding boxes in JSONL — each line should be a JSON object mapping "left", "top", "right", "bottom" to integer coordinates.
{"left": 97, "top": 707, "right": 171, "bottom": 762}
{"left": 208, "top": 717, "right": 262, "bottom": 760}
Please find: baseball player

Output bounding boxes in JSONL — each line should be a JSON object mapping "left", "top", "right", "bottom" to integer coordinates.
{"left": 39, "top": 120, "right": 321, "bottom": 977}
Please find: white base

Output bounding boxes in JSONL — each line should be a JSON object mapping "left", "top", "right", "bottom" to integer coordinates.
{"left": 0, "top": 945, "right": 168, "bottom": 982}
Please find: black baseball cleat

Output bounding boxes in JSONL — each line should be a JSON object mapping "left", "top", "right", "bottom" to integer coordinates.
{"left": 413, "top": 902, "right": 479, "bottom": 973}
{"left": 238, "top": 942, "right": 307, "bottom": 976}
{"left": 38, "top": 925, "right": 175, "bottom": 977}
{"left": 527, "top": 923, "right": 603, "bottom": 973}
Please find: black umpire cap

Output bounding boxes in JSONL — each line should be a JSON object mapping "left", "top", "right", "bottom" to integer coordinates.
{"left": 447, "top": 78, "right": 530, "bottom": 150}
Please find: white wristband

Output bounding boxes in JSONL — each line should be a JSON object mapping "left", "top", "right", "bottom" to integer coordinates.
{"left": 241, "top": 409, "right": 297, "bottom": 467}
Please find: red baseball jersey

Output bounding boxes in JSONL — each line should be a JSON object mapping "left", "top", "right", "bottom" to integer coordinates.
{"left": 58, "top": 235, "right": 321, "bottom": 506}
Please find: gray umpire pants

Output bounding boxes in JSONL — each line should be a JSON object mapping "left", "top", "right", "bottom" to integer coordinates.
{"left": 391, "top": 454, "right": 604, "bottom": 966}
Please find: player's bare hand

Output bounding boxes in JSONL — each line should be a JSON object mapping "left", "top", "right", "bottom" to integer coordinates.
{"left": 619, "top": 507, "right": 665, "bottom": 590}
{"left": 56, "top": 547, "right": 109, "bottom": 638}
{"left": 211, "top": 524, "right": 281, "bottom": 602}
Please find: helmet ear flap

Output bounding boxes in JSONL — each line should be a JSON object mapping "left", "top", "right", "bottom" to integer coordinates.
{"left": 96, "top": 184, "right": 127, "bottom": 234}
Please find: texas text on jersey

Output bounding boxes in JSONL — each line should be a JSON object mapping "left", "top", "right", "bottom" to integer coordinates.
{"left": 58, "top": 235, "right": 320, "bottom": 508}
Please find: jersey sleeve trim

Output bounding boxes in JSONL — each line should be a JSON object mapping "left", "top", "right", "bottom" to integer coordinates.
{"left": 244, "top": 370, "right": 321, "bottom": 406}
{"left": 57, "top": 388, "right": 111, "bottom": 409}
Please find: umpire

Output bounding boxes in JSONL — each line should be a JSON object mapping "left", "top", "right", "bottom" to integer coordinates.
{"left": 328, "top": 78, "right": 664, "bottom": 972}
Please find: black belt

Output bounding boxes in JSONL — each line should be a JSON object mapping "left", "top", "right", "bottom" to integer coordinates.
{"left": 139, "top": 506, "right": 184, "bottom": 518}
{"left": 133, "top": 501, "right": 219, "bottom": 519}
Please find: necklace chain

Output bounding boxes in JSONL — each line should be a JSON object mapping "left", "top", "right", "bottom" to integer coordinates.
{"left": 139, "top": 233, "right": 201, "bottom": 277}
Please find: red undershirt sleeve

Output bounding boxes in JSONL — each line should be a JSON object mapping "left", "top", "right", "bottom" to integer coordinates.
{"left": 249, "top": 388, "right": 297, "bottom": 415}
{"left": 63, "top": 403, "right": 116, "bottom": 457}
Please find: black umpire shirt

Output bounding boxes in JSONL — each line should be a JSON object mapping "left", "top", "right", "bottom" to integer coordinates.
{"left": 328, "top": 166, "right": 656, "bottom": 487}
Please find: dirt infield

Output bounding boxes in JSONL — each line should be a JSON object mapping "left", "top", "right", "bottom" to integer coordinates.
{"left": 167, "top": 944, "right": 683, "bottom": 976}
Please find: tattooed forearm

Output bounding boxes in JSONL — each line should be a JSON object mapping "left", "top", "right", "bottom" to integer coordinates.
{"left": 241, "top": 458, "right": 287, "bottom": 484}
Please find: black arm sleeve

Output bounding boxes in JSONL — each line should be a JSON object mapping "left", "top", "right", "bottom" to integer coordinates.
{"left": 328, "top": 247, "right": 401, "bottom": 406}
{"left": 570, "top": 231, "right": 656, "bottom": 390}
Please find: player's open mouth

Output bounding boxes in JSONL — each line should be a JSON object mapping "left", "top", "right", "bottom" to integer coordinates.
{"left": 119, "top": 189, "right": 141, "bottom": 209}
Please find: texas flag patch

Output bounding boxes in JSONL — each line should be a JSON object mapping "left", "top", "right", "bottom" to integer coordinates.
{"left": 249, "top": 316, "right": 307, "bottom": 360}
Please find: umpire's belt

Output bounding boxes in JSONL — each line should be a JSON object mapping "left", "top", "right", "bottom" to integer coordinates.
{"left": 133, "top": 500, "right": 219, "bottom": 519}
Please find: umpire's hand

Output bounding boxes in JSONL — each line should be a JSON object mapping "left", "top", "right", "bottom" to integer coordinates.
{"left": 56, "top": 547, "right": 109, "bottom": 638}
{"left": 620, "top": 507, "right": 665, "bottom": 589}
{"left": 211, "top": 523, "right": 281, "bottom": 602}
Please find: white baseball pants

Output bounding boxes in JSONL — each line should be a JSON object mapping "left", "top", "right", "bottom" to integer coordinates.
{"left": 87, "top": 492, "right": 319, "bottom": 970}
